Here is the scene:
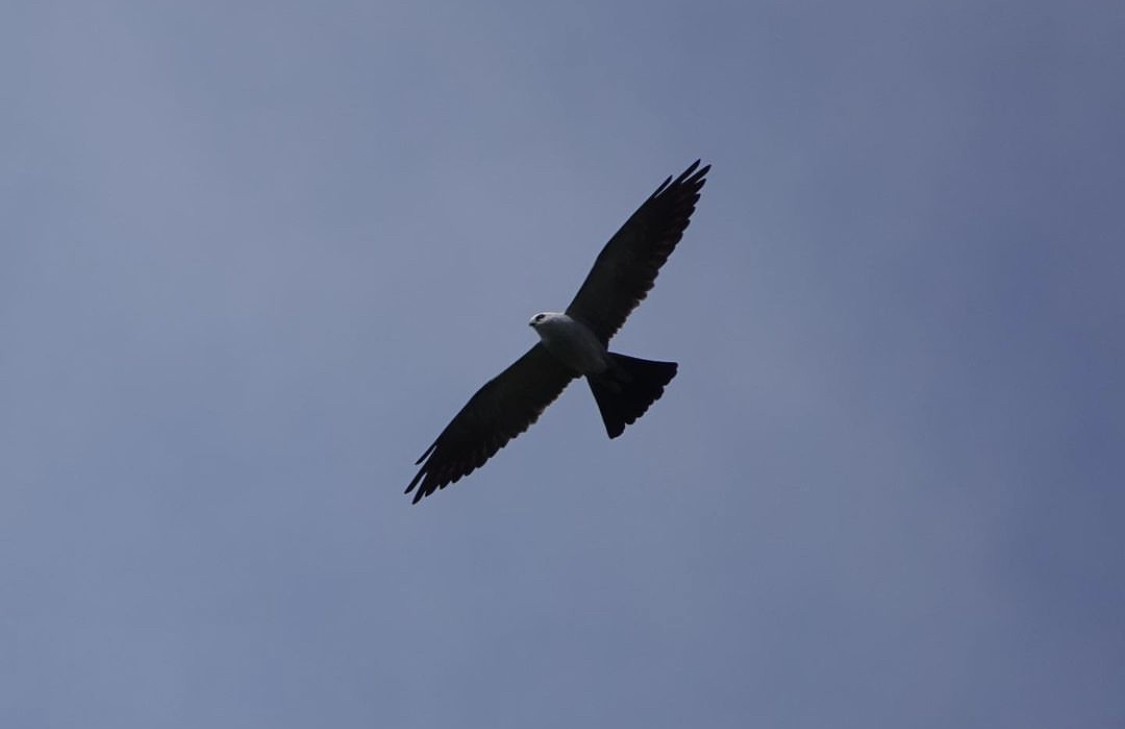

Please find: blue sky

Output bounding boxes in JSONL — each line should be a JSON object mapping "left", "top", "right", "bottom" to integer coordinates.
{"left": 3, "top": 1, "right": 1123, "bottom": 726}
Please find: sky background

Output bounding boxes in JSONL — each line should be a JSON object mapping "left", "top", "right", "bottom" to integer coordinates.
{"left": 3, "top": 1, "right": 1123, "bottom": 727}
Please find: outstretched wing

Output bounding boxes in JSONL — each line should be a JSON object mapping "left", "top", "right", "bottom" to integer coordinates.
{"left": 566, "top": 160, "right": 710, "bottom": 343}
{"left": 406, "top": 344, "right": 577, "bottom": 503}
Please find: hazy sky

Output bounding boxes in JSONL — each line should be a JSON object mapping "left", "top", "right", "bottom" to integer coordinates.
{"left": 3, "top": 1, "right": 1123, "bottom": 727}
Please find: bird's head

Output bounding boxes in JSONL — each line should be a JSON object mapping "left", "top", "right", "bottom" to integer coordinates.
{"left": 528, "top": 312, "right": 553, "bottom": 329}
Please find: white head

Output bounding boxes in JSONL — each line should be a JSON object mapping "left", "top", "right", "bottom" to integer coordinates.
{"left": 528, "top": 312, "right": 560, "bottom": 329}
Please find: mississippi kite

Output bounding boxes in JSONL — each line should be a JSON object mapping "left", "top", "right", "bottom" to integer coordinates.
{"left": 407, "top": 160, "right": 710, "bottom": 502}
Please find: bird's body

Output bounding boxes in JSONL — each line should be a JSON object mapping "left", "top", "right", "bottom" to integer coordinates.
{"left": 406, "top": 160, "right": 710, "bottom": 502}
{"left": 529, "top": 312, "right": 610, "bottom": 375}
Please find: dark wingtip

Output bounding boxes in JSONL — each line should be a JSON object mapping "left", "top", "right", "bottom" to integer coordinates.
{"left": 405, "top": 469, "right": 423, "bottom": 495}
{"left": 651, "top": 160, "right": 711, "bottom": 198}
{"left": 654, "top": 160, "right": 709, "bottom": 196}
{"left": 686, "top": 161, "right": 710, "bottom": 186}
{"left": 406, "top": 442, "right": 438, "bottom": 501}
{"left": 414, "top": 441, "right": 437, "bottom": 466}
{"left": 406, "top": 470, "right": 434, "bottom": 503}
{"left": 651, "top": 174, "right": 674, "bottom": 198}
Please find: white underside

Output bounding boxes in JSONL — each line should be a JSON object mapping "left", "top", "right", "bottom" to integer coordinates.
{"left": 531, "top": 313, "right": 609, "bottom": 375}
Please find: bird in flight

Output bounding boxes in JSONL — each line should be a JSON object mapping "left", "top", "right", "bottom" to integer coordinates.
{"left": 407, "top": 160, "right": 711, "bottom": 502}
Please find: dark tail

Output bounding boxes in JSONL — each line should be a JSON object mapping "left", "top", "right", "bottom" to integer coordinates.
{"left": 587, "top": 353, "right": 678, "bottom": 439}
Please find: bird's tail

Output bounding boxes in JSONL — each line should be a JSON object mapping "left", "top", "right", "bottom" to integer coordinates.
{"left": 587, "top": 353, "right": 678, "bottom": 439}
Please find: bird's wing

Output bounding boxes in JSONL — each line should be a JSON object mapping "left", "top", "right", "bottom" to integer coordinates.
{"left": 406, "top": 344, "right": 577, "bottom": 503}
{"left": 565, "top": 160, "right": 710, "bottom": 343}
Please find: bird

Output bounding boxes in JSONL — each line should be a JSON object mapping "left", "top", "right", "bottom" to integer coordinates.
{"left": 406, "top": 160, "right": 710, "bottom": 502}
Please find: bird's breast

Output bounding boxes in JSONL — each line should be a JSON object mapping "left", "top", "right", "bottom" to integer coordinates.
{"left": 536, "top": 315, "right": 609, "bottom": 375}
